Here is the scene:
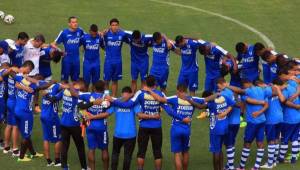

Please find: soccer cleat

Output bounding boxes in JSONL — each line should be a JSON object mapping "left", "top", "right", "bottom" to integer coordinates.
{"left": 28, "top": 152, "right": 43, "bottom": 158}
{"left": 47, "top": 161, "right": 55, "bottom": 167}
{"left": 3, "top": 148, "right": 12, "bottom": 154}
{"left": 273, "top": 162, "right": 277, "bottom": 167}
{"left": 260, "top": 163, "right": 273, "bottom": 169}
{"left": 240, "top": 121, "right": 247, "bottom": 128}
{"left": 285, "top": 153, "right": 292, "bottom": 160}
{"left": 34, "top": 105, "right": 41, "bottom": 113}
{"left": 17, "top": 157, "right": 32, "bottom": 162}
{"left": 197, "top": 112, "right": 208, "bottom": 119}
{"left": 54, "top": 162, "right": 61, "bottom": 167}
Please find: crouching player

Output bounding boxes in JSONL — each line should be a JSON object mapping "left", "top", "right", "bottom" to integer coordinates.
{"left": 40, "top": 82, "right": 67, "bottom": 166}
{"left": 77, "top": 80, "right": 110, "bottom": 170}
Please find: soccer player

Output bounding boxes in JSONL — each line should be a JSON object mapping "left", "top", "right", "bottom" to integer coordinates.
{"left": 235, "top": 42, "right": 262, "bottom": 82}
{"left": 199, "top": 42, "right": 236, "bottom": 92}
{"left": 0, "top": 40, "right": 10, "bottom": 66}
{"left": 39, "top": 45, "right": 63, "bottom": 81}
{"left": 143, "top": 84, "right": 216, "bottom": 170}
{"left": 8, "top": 32, "right": 29, "bottom": 67}
{"left": 228, "top": 79, "right": 270, "bottom": 170}
{"left": 174, "top": 35, "right": 205, "bottom": 96}
{"left": 125, "top": 30, "right": 152, "bottom": 92}
{"left": 276, "top": 69, "right": 300, "bottom": 164}
{"left": 102, "top": 18, "right": 129, "bottom": 97}
{"left": 80, "top": 24, "right": 104, "bottom": 90}
{"left": 14, "top": 62, "right": 46, "bottom": 162}
{"left": 52, "top": 16, "right": 84, "bottom": 82}
{"left": 216, "top": 78, "right": 241, "bottom": 170}
{"left": 77, "top": 80, "right": 110, "bottom": 170}
{"left": 107, "top": 86, "right": 141, "bottom": 170}
{"left": 50, "top": 79, "right": 87, "bottom": 170}
{"left": 107, "top": 75, "right": 165, "bottom": 170}
{"left": 149, "top": 32, "right": 175, "bottom": 93}
{"left": 40, "top": 83, "right": 66, "bottom": 167}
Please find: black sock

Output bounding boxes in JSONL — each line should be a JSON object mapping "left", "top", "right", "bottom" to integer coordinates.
{"left": 46, "top": 159, "right": 52, "bottom": 164}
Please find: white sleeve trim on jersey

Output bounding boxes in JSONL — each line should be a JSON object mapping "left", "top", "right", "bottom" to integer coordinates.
{"left": 166, "top": 95, "right": 177, "bottom": 100}
{"left": 192, "top": 96, "right": 204, "bottom": 100}
{"left": 145, "top": 34, "right": 153, "bottom": 38}
{"left": 271, "top": 50, "right": 289, "bottom": 58}
{"left": 54, "top": 30, "right": 63, "bottom": 43}
{"left": 216, "top": 45, "right": 228, "bottom": 55}
{"left": 131, "top": 90, "right": 142, "bottom": 102}
{"left": 124, "top": 30, "right": 133, "bottom": 34}
{"left": 197, "top": 39, "right": 206, "bottom": 44}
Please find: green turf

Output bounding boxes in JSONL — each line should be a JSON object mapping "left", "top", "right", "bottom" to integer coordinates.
{"left": 1, "top": 0, "right": 300, "bottom": 169}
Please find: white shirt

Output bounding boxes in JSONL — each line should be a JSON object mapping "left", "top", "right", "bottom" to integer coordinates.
{"left": 23, "top": 40, "right": 41, "bottom": 76}
{"left": 0, "top": 53, "right": 10, "bottom": 66}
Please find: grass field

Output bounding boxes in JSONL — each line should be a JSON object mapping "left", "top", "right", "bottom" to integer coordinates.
{"left": 1, "top": 0, "right": 300, "bottom": 169}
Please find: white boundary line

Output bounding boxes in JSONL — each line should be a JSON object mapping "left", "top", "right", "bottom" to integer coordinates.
{"left": 148, "top": 0, "right": 275, "bottom": 49}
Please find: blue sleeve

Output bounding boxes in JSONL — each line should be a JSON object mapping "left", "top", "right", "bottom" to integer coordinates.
{"left": 54, "top": 91, "right": 64, "bottom": 100}
{"left": 29, "top": 83, "right": 37, "bottom": 91}
{"left": 224, "top": 95, "right": 236, "bottom": 107}
{"left": 166, "top": 96, "right": 177, "bottom": 105}
{"left": 107, "top": 106, "right": 115, "bottom": 115}
{"left": 161, "top": 104, "right": 184, "bottom": 121}
{"left": 14, "top": 75, "right": 23, "bottom": 83}
{"left": 79, "top": 36, "right": 85, "bottom": 47}
{"left": 282, "top": 89, "right": 290, "bottom": 99}
{"left": 55, "top": 30, "right": 64, "bottom": 44}
{"left": 112, "top": 99, "right": 136, "bottom": 108}
{"left": 133, "top": 104, "right": 142, "bottom": 115}
{"left": 78, "top": 93, "right": 90, "bottom": 102}
{"left": 264, "top": 87, "right": 273, "bottom": 98}
{"left": 192, "top": 97, "right": 205, "bottom": 104}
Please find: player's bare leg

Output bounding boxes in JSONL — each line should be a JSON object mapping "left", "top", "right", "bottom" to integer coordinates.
{"left": 4, "top": 125, "right": 12, "bottom": 151}
{"left": 102, "top": 149, "right": 109, "bottom": 170}
{"left": 182, "top": 151, "right": 189, "bottom": 170}
{"left": 43, "top": 141, "right": 51, "bottom": 163}
{"left": 213, "top": 153, "right": 221, "bottom": 170}
{"left": 88, "top": 150, "right": 96, "bottom": 170}
{"left": 137, "top": 158, "right": 145, "bottom": 170}
{"left": 174, "top": 153, "right": 182, "bottom": 170}
{"left": 141, "top": 80, "right": 146, "bottom": 90}
{"left": 112, "top": 81, "right": 118, "bottom": 97}
{"left": 12, "top": 126, "right": 19, "bottom": 151}
{"left": 161, "top": 87, "right": 167, "bottom": 95}
{"left": 154, "top": 158, "right": 162, "bottom": 170}
{"left": 54, "top": 141, "right": 61, "bottom": 165}
{"left": 219, "top": 151, "right": 223, "bottom": 170}
{"left": 131, "top": 80, "right": 137, "bottom": 93}
{"left": 105, "top": 81, "right": 110, "bottom": 91}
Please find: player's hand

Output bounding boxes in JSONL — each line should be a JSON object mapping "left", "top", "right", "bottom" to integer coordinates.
{"left": 252, "top": 111, "right": 260, "bottom": 118}
{"left": 152, "top": 114, "right": 161, "bottom": 119}
{"left": 182, "top": 117, "right": 192, "bottom": 124}
{"left": 217, "top": 112, "right": 226, "bottom": 119}
{"left": 27, "top": 87, "right": 34, "bottom": 94}
{"left": 104, "top": 95, "right": 113, "bottom": 102}
{"left": 142, "top": 86, "right": 151, "bottom": 92}
{"left": 93, "top": 98, "right": 103, "bottom": 105}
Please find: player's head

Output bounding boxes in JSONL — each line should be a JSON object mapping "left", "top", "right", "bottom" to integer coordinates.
{"left": 89, "top": 24, "right": 98, "bottom": 37}
{"left": 145, "top": 75, "right": 156, "bottom": 88}
{"left": 73, "top": 78, "right": 85, "bottom": 91}
{"left": 287, "top": 60, "right": 299, "bottom": 74}
{"left": 235, "top": 42, "right": 247, "bottom": 54}
{"left": 254, "top": 79, "right": 266, "bottom": 87}
{"left": 21, "top": 60, "right": 34, "bottom": 74}
{"left": 175, "top": 35, "right": 185, "bottom": 48}
{"left": 68, "top": 16, "right": 78, "bottom": 30}
{"left": 132, "top": 30, "right": 141, "bottom": 43}
{"left": 198, "top": 44, "right": 210, "bottom": 55}
{"left": 276, "top": 54, "right": 289, "bottom": 69}
{"left": 176, "top": 84, "right": 187, "bottom": 97}
{"left": 216, "top": 77, "right": 227, "bottom": 90}
{"left": 277, "top": 68, "right": 290, "bottom": 82}
{"left": 121, "top": 86, "right": 133, "bottom": 101}
{"left": 33, "top": 34, "right": 45, "bottom": 48}
{"left": 261, "top": 50, "right": 276, "bottom": 63}
{"left": 50, "top": 49, "right": 63, "bottom": 63}
{"left": 93, "top": 80, "right": 105, "bottom": 93}
{"left": 254, "top": 42, "right": 265, "bottom": 56}
{"left": 241, "top": 79, "right": 252, "bottom": 88}
{"left": 109, "top": 18, "right": 119, "bottom": 33}
{"left": 0, "top": 40, "right": 8, "bottom": 55}
{"left": 153, "top": 32, "right": 162, "bottom": 44}
{"left": 272, "top": 78, "right": 285, "bottom": 89}
{"left": 202, "top": 90, "right": 213, "bottom": 98}
{"left": 17, "top": 32, "right": 29, "bottom": 46}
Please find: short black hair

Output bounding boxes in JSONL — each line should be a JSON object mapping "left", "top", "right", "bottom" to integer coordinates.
{"left": 277, "top": 68, "right": 289, "bottom": 76}
{"left": 198, "top": 44, "right": 208, "bottom": 55}
{"left": 17, "top": 32, "right": 29, "bottom": 40}
{"left": 52, "top": 50, "right": 63, "bottom": 63}
{"left": 235, "top": 42, "right": 246, "bottom": 53}
{"left": 34, "top": 34, "right": 45, "bottom": 43}
{"left": 276, "top": 54, "right": 289, "bottom": 69}
{"left": 175, "top": 35, "right": 184, "bottom": 45}
{"left": 216, "top": 77, "right": 226, "bottom": 84}
{"left": 22, "top": 60, "right": 34, "bottom": 70}
{"left": 90, "top": 24, "right": 98, "bottom": 32}
{"left": 109, "top": 18, "right": 119, "bottom": 25}
{"left": 132, "top": 30, "right": 141, "bottom": 40}
{"left": 287, "top": 60, "right": 298, "bottom": 69}
{"left": 146, "top": 75, "right": 156, "bottom": 87}
{"left": 176, "top": 84, "right": 187, "bottom": 92}
{"left": 254, "top": 42, "right": 265, "bottom": 55}
{"left": 68, "top": 16, "right": 77, "bottom": 23}
{"left": 122, "top": 86, "right": 132, "bottom": 93}
{"left": 152, "top": 32, "right": 161, "bottom": 42}
{"left": 94, "top": 80, "right": 105, "bottom": 92}
{"left": 261, "top": 50, "right": 272, "bottom": 61}
{"left": 254, "top": 79, "right": 264, "bottom": 86}
{"left": 272, "top": 78, "right": 284, "bottom": 86}
{"left": 202, "top": 90, "right": 213, "bottom": 98}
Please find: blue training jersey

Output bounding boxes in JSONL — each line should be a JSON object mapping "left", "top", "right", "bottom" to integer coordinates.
{"left": 55, "top": 28, "right": 84, "bottom": 61}
{"left": 265, "top": 86, "right": 283, "bottom": 124}
{"left": 80, "top": 33, "right": 103, "bottom": 62}
{"left": 0, "top": 69, "right": 7, "bottom": 100}
{"left": 103, "top": 29, "right": 128, "bottom": 64}
{"left": 282, "top": 85, "right": 300, "bottom": 124}
{"left": 7, "top": 74, "right": 16, "bottom": 100}
{"left": 237, "top": 45, "right": 259, "bottom": 80}
{"left": 208, "top": 95, "right": 235, "bottom": 135}
{"left": 39, "top": 46, "right": 53, "bottom": 78}
{"left": 79, "top": 92, "right": 109, "bottom": 131}
{"left": 221, "top": 88, "right": 240, "bottom": 125}
{"left": 179, "top": 39, "right": 203, "bottom": 73}
{"left": 151, "top": 38, "right": 174, "bottom": 69}
{"left": 166, "top": 95, "right": 204, "bottom": 128}
{"left": 41, "top": 83, "right": 61, "bottom": 120}
{"left": 204, "top": 45, "right": 228, "bottom": 78}
{"left": 242, "top": 86, "right": 272, "bottom": 124}
{"left": 108, "top": 102, "right": 142, "bottom": 139}
{"left": 9, "top": 44, "right": 24, "bottom": 67}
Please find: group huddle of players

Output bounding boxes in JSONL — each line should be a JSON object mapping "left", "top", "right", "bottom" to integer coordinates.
{"left": 0, "top": 16, "right": 300, "bottom": 170}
